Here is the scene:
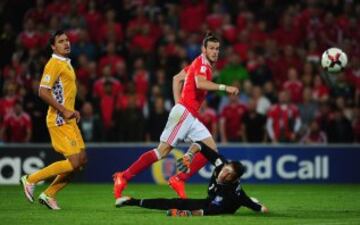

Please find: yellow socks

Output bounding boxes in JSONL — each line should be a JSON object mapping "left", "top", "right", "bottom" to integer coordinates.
{"left": 44, "top": 173, "right": 73, "bottom": 198}
{"left": 27, "top": 159, "right": 73, "bottom": 184}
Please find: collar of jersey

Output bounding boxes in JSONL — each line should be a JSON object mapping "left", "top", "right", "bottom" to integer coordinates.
{"left": 201, "top": 54, "right": 212, "bottom": 67}
{"left": 52, "top": 53, "right": 71, "bottom": 62}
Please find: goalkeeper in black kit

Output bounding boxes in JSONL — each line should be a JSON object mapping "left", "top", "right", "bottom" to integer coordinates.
{"left": 115, "top": 142, "right": 269, "bottom": 216}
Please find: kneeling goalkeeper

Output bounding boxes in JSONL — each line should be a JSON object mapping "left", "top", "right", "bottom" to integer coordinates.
{"left": 115, "top": 142, "right": 268, "bottom": 216}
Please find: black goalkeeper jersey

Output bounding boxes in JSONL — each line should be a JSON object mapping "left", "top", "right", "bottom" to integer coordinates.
{"left": 203, "top": 156, "right": 262, "bottom": 215}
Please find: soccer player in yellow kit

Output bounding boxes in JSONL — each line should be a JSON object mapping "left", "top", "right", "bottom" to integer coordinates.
{"left": 20, "top": 30, "right": 87, "bottom": 210}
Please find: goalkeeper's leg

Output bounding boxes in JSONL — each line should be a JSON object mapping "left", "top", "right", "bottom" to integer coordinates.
{"left": 117, "top": 197, "right": 209, "bottom": 210}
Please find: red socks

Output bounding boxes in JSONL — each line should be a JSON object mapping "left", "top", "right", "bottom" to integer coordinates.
{"left": 123, "top": 149, "right": 160, "bottom": 181}
{"left": 176, "top": 153, "right": 208, "bottom": 181}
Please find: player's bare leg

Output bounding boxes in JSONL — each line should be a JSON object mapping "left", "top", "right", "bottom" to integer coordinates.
{"left": 113, "top": 142, "right": 173, "bottom": 199}
{"left": 38, "top": 150, "right": 86, "bottom": 210}
{"left": 169, "top": 137, "right": 218, "bottom": 198}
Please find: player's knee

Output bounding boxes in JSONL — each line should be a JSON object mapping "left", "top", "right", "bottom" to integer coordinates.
{"left": 80, "top": 156, "right": 87, "bottom": 168}
{"left": 70, "top": 160, "right": 81, "bottom": 170}
{"left": 80, "top": 151, "right": 88, "bottom": 166}
{"left": 157, "top": 143, "right": 173, "bottom": 159}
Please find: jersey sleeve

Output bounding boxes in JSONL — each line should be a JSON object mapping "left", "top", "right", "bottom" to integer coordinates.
{"left": 183, "top": 65, "right": 190, "bottom": 73}
{"left": 237, "top": 188, "right": 262, "bottom": 212}
{"left": 39, "top": 61, "right": 62, "bottom": 89}
{"left": 194, "top": 64, "right": 209, "bottom": 78}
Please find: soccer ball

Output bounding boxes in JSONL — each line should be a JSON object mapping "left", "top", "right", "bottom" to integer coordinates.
{"left": 321, "top": 47, "right": 348, "bottom": 73}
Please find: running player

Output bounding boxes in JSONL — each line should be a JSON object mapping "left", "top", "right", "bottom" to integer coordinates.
{"left": 113, "top": 32, "right": 239, "bottom": 199}
{"left": 115, "top": 142, "right": 268, "bottom": 216}
{"left": 20, "top": 30, "right": 87, "bottom": 210}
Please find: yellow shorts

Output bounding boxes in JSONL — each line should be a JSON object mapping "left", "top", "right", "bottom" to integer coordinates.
{"left": 48, "top": 122, "right": 86, "bottom": 157}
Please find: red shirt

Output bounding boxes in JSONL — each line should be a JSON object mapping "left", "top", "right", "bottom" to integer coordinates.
{"left": 99, "top": 55, "right": 124, "bottom": 76}
{"left": 0, "top": 96, "right": 18, "bottom": 119}
{"left": 93, "top": 78, "right": 123, "bottom": 98}
{"left": 312, "top": 84, "right": 330, "bottom": 100}
{"left": 283, "top": 80, "right": 304, "bottom": 103}
{"left": 220, "top": 103, "right": 247, "bottom": 140}
{"left": 301, "top": 131, "right": 327, "bottom": 144}
{"left": 198, "top": 107, "right": 217, "bottom": 133}
{"left": 179, "top": 3, "right": 206, "bottom": 32}
{"left": 133, "top": 70, "right": 149, "bottom": 97}
{"left": 267, "top": 104, "right": 300, "bottom": 141}
{"left": 100, "top": 95, "right": 115, "bottom": 129}
{"left": 179, "top": 54, "right": 213, "bottom": 117}
{"left": 19, "top": 31, "right": 41, "bottom": 49}
{"left": 2, "top": 112, "right": 32, "bottom": 142}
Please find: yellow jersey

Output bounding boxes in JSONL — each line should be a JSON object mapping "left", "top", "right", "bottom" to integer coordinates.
{"left": 40, "top": 54, "right": 77, "bottom": 127}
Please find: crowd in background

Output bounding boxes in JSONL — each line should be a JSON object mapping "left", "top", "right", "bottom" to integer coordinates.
{"left": 0, "top": 0, "right": 359, "bottom": 144}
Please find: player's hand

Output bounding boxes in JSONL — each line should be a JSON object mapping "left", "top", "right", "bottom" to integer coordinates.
{"left": 176, "top": 152, "right": 194, "bottom": 173}
{"left": 261, "top": 205, "right": 269, "bottom": 213}
{"left": 62, "top": 109, "right": 76, "bottom": 120}
{"left": 225, "top": 86, "right": 239, "bottom": 95}
{"left": 74, "top": 110, "right": 81, "bottom": 123}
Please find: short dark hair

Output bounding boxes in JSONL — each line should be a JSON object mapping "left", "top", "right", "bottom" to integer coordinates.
{"left": 202, "top": 32, "right": 220, "bottom": 47}
{"left": 229, "top": 161, "right": 246, "bottom": 180}
{"left": 49, "top": 30, "right": 66, "bottom": 46}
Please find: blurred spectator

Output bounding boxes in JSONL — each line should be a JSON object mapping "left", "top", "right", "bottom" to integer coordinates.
{"left": 272, "top": 13, "right": 300, "bottom": 47}
{"left": 79, "top": 102, "right": 103, "bottom": 142}
{"left": 145, "top": 96, "right": 169, "bottom": 142}
{"left": 249, "top": 54, "right": 273, "bottom": 86}
{"left": 283, "top": 67, "right": 304, "bottom": 103}
{"left": 251, "top": 85, "right": 271, "bottom": 115}
{"left": 0, "top": 23, "right": 16, "bottom": 69}
{"left": 298, "top": 87, "right": 319, "bottom": 130}
{"left": 24, "top": 0, "right": 49, "bottom": 24}
{"left": 331, "top": 73, "right": 355, "bottom": 105}
{"left": 312, "top": 75, "right": 330, "bottom": 103}
{"left": 98, "top": 8, "right": 123, "bottom": 43}
{"left": 114, "top": 60, "right": 129, "bottom": 84}
{"left": 116, "top": 82, "right": 146, "bottom": 111}
{"left": 93, "top": 64, "right": 123, "bottom": 98}
{"left": 0, "top": 82, "right": 19, "bottom": 121}
{"left": 300, "top": 120, "right": 327, "bottom": 144}
{"left": 23, "top": 80, "right": 48, "bottom": 142}
{"left": 17, "top": 18, "right": 41, "bottom": 50}
{"left": 263, "top": 81, "right": 278, "bottom": 103}
{"left": 242, "top": 98, "right": 267, "bottom": 143}
{"left": 115, "top": 95, "right": 145, "bottom": 142}
{"left": 219, "top": 95, "right": 247, "bottom": 143}
{"left": 179, "top": 0, "right": 206, "bottom": 33}
{"left": 326, "top": 108, "right": 354, "bottom": 143}
{"left": 71, "top": 29, "right": 97, "bottom": 62}
{"left": 98, "top": 81, "right": 116, "bottom": 141}
{"left": 132, "top": 57, "right": 150, "bottom": 98}
{"left": 84, "top": 0, "right": 103, "bottom": 42}
{"left": 353, "top": 106, "right": 360, "bottom": 143}
{"left": 0, "top": 101, "right": 32, "bottom": 143}
{"left": 301, "top": 62, "right": 315, "bottom": 88}
{"left": 99, "top": 41, "right": 124, "bottom": 76}
{"left": 198, "top": 100, "right": 218, "bottom": 139}
{"left": 266, "top": 91, "right": 302, "bottom": 143}
{"left": 217, "top": 50, "right": 249, "bottom": 86}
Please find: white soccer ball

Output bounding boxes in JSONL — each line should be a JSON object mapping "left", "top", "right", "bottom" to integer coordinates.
{"left": 321, "top": 47, "right": 348, "bottom": 73}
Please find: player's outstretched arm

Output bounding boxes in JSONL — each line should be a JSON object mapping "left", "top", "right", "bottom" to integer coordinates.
{"left": 195, "top": 76, "right": 239, "bottom": 95}
{"left": 172, "top": 69, "right": 186, "bottom": 103}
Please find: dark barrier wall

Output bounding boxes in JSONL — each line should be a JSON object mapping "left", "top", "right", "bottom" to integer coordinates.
{"left": 1, "top": 144, "right": 359, "bottom": 184}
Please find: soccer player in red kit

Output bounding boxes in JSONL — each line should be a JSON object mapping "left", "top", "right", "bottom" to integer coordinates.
{"left": 113, "top": 33, "right": 239, "bottom": 200}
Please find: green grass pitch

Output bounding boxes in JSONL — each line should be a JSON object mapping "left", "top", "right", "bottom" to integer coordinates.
{"left": 1, "top": 184, "right": 360, "bottom": 225}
